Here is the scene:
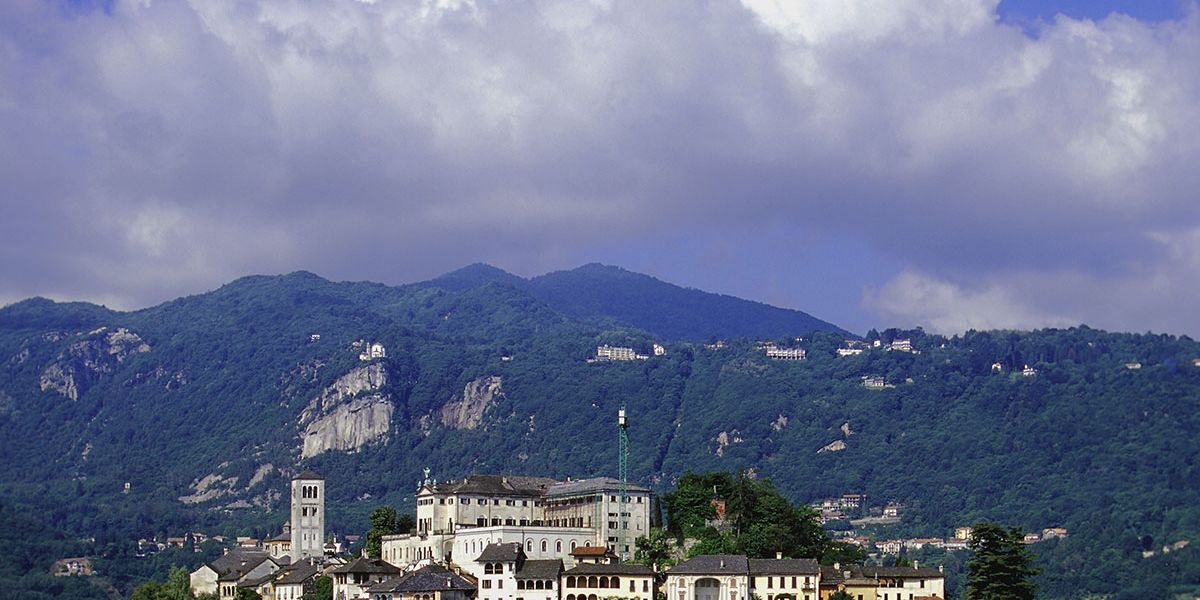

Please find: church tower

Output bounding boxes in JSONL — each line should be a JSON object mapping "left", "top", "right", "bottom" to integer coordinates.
{"left": 290, "top": 470, "right": 325, "bottom": 561}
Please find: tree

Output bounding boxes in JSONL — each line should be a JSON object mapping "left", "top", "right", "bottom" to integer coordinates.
{"left": 365, "top": 506, "right": 399, "bottom": 559}
{"left": 234, "top": 589, "right": 262, "bottom": 600}
{"left": 633, "top": 529, "right": 674, "bottom": 577}
{"left": 164, "top": 565, "right": 192, "bottom": 600}
{"left": 828, "top": 591, "right": 854, "bottom": 600}
{"left": 965, "top": 523, "right": 1038, "bottom": 600}
{"left": 302, "top": 575, "right": 333, "bottom": 600}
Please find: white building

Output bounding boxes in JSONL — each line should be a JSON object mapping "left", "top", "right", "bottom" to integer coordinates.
{"left": 1022, "top": 364, "right": 1038, "bottom": 377}
{"left": 666, "top": 555, "right": 821, "bottom": 600}
{"left": 382, "top": 474, "right": 652, "bottom": 571}
{"left": 764, "top": 347, "right": 806, "bottom": 361}
{"left": 359, "top": 342, "right": 387, "bottom": 361}
{"left": 595, "top": 345, "right": 645, "bottom": 361}
{"left": 291, "top": 470, "right": 326, "bottom": 562}
{"left": 836, "top": 348, "right": 863, "bottom": 357}
{"left": 889, "top": 339, "right": 913, "bottom": 352}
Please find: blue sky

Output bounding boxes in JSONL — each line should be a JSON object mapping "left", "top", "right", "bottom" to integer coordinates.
{"left": 3, "top": 0, "right": 1200, "bottom": 336}
{"left": 999, "top": 0, "right": 1188, "bottom": 22}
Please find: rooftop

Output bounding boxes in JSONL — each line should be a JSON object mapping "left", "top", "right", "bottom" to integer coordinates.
{"left": 516, "top": 559, "right": 564, "bottom": 580}
{"left": 292, "top": 469, "right": 324, "bottom": 481}
{"left": 564, "top": 563, "right": 655, "bottom": 576}
{"left": 748, "top": 558, "right": 820, "bottom": 575}
{"left": 331, "top": 557, "right": 404, "bottom": 576}
{"left": 547, "top": 477, "right": 651, "bottom": 497}
{"left": 667, "top": 555, "right": 749, "bottom": 575}
{"left": 476, "top": 542, "right": 524, "bottom": 563}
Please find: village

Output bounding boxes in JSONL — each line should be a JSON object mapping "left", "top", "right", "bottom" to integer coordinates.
{"left": 154, "top": 468, "right": 975, "bottom": 600}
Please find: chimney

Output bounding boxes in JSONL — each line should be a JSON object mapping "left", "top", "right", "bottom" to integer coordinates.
{"left": 720, "top": 559, "right": 725, "bottom": 569}
{"left": 775, "top": 552, "right": 782, "bottom": 560}
{"left": 913, "top": 561, "right": 919, "bottom": 570}
{"left": 833, "top": 562, "right": 840, "bottom": 571}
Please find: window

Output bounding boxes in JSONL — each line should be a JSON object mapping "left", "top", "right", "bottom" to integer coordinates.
{"left": 791, "top": 577, "right": 796, "bottom": 588}
{"left": 556, "top": 541, "right": 562, "bottom": 552}
{"left": 523, "top": 500, "right": 528, "bottom": 506}
{"left": 498, "top": 581, "right": 503, "bottom": 589}
{"left": 493, "top": 499, "right": 500, "bottom": 505}
{"left": 483, "top": 580, "right": 492, "bottom": 589}
{"left": 541, "top": 540, "right": 548, "bottom": 552}
{"left": 527, "top": 540, "right": 533, "bottom": 551}
{"left": 507, "top": 500, "right": 516, "bottom": 506}
{"left": 768, "top": 577, "right": 773, "bottom": 589}
{"left": 463, "top": 498, "right": 471, "bottom": 505}
{"left": 644, "top": 581, "right": 649, "bottom": 592}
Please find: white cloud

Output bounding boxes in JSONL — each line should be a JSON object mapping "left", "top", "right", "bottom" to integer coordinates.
{"left": 2, "top": 1, "right": 1200, "bottom": 334}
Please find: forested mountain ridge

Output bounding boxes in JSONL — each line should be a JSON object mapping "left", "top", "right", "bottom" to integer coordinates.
{"left": 1, "top": 267, "right": 1199, "bottom": 598}
{"left": 417, "top": 263, "right": 849, "bottom": 340}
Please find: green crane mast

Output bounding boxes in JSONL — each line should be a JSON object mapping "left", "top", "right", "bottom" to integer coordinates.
{"left": 618, "top": 403, "right": 630, "bottom": 559}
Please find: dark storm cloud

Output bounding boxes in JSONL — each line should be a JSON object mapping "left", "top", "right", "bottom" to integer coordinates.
{"left": 2, "top": 0, "right": 1199, "bottom": 335}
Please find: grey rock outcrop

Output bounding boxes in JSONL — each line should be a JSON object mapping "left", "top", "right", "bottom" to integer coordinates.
{"left": 39, "top": 327, "right": 151, "bottom": 400}
{"left": 439, "top": 376, "right": 502, "bottom": 430}
{"left": 298, "top": 364, "right": 394, "bottom": 458}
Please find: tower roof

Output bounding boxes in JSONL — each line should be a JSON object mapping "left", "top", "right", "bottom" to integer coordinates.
{"left": 292, "top": 469, "right": 324, "bottom": 481}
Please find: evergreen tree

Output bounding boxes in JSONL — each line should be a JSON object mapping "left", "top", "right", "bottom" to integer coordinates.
{"left": 966, "top": 523, "right": 1038, "bottom": 600}
{"left": 365, "top": 506, "right": 399, "bottom": 559}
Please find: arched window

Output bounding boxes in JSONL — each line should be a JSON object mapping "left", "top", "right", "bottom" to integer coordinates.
{"left": 556, "top": 540, "right": 563, "bottom": 553}
{"left": 611, "top": 577, "right": 620, "bottom": 589}
{"left": 587, "top": 576, "right": 598, "bottom": 588}
{"left": 567, "top": 576, "right": 576, "bottom": 588}
{"left": 570, "top": 541, "right": 577, "bottom": 551}
{"left": 541, "top": 540, "right": 548, "bottom": 552}
{"left": 527, "top": 540, "right": 533, "bottom": 552}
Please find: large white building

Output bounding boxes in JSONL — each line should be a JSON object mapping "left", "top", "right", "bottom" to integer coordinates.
{"left": 291, "top": 470, "right": 326, "bottom": 561}
{"left": 382, "top": 473, "right": 652, "bottom": 573}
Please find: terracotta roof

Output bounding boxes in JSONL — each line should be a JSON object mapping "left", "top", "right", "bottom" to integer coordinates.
{"left": 667, "top": 555, "right": 748, "bottom": 575}
{"left": 571, "top": 546, "right": 614, "bottom": 557}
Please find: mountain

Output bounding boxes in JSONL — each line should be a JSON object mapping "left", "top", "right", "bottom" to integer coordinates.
{"left": 1, "top": 268, "right": 1199, "bottom": 598}
{"left": 419, "top": 263, "right": 849, "bottom": 341}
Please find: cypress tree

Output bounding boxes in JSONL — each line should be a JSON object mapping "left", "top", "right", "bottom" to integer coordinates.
{"left": 966, "top": 522, "right": 1039, "bottom": 600}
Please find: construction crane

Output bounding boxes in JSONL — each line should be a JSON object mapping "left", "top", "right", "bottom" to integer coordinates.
{"left": 618, "top": 403, "right": 630, "bottom": 559}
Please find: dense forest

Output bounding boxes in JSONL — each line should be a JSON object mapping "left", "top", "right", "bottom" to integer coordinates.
{"left": 1, "top": 265, "right": 1198, "bottom": 598}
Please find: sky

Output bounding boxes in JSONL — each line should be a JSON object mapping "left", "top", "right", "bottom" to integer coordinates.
{"left": 2, "top": 0, "right": 1199, "bottom": 337}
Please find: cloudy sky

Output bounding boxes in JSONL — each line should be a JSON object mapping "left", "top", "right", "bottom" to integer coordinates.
{"left": 2, "top": 0, "right": 1198, "bottom": 336}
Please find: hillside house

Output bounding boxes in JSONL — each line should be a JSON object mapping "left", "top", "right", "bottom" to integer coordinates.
{"left": 359, "top": 342, "right": 387, "bottom": 361}
{"left": 861, "top": 376, "right": 887, "bottom": 389}
{"left": 991, "top": 362, "right": 1003, "bottom": 372}
{"left": 882, "top": 503, "right": 902, "bottom": 519}
{"left": 1125, "top": 362, "right": 1142, "bottom": 370}
{"left": 51, "top": 557, "right": 93, "bottom": 577}
{"left": 1042, "top": 527, "right": 1068, "bottom": 540}
{"left": 876, "top": 540, "right": 903, "bottom": 555}
{"left": 765, "top": 347, "right": 806, "bottom": 360}
{"left": 839, "top": 493, "right": 866, "bottom": 509}
{"left": 332, "top": 557, "right": 404, "bottom": 600}
{"left": 837, "top": 347, "right": 863, "bottom": 357}
{"left": 1022, "top": 365, "right": 1038, "bottom": 377}
{"left": 365, "top": 563, "right": 476, "bottom": 600}
{"left": 595, "top": 345, "right": 645, "bottom": 361}
{"left": 953, "top": 527, "right": 973, "bottom": 541}
{"left": 563, "top": 562, "right": 656, "bottom": 600}
{"left": 890, "top": 339, "right": 913, "bottom": 352}
{"left": 653, "top": 344, "right": 666, "bottom": 356}
{"left": 820, "top": 563, "right": 944, "bottom": 600}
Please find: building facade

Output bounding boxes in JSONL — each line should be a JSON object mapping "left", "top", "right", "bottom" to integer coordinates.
{"left": 291, "top": 470, "right": 326, "bottom": 561}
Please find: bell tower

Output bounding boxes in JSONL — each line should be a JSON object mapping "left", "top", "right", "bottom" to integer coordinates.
{"left": 291, "top": 470, "right": 325, "bottom": 561}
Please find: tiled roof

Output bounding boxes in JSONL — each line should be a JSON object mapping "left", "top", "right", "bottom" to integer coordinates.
{"left": 748, "top": 558, "right": 820, "bottom": 575}
{"left": 820, "top": 564, "right": 942, "bottom": 582}
{"left": 516, "top": 559, "right": 564, "bottom": 580}
{"left": 666, "top": 555, "right": 748, "bottom": 575}
{"left": 292, "top": 469, "right": 324, "bottom": 480}
{"left": 211, "top": 550, "right": 273, "bottom": 580}
{"left": 570, "top": 546, "right": 614, "bottom": 557}
{"left": 476, "top": 542, "right": 524, "bottom": 563}
{"left": 366, "top": 565, "right": 476, "bottom": 594}
{"left": 275, "top": 563, "right": 320, "bottom": 585}
{"left": 546, "top": 477, "right": 651, "bottom": 497}
{"left": 331, "top": 557, "right": 404, "bottom": 576}
{"left": 564, "top": 563, "right": 655, "bottom": 576}
{"left": 431, "top": 475, "right": 557, "bottom": 496}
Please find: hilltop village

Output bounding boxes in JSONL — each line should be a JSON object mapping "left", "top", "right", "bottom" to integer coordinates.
{"left": 184, "top": 469, "right": 949, "bottom": 600}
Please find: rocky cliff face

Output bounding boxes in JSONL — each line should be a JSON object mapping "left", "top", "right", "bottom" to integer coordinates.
{"left": 298, "top": 364, "right": 394, "bottom": 458}
{"left": 38, "top": 327, "right": 151, "bottom": 400}
{"left": 439, "top": 375, "right": 502, "bottom": 430}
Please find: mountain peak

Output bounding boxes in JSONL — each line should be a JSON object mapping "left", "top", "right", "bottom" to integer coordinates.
{"left": 420, "top": 263, "right": 526, "bottom": 292}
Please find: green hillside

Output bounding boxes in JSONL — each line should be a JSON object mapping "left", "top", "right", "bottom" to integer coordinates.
{"left": 1, "top": 269, "right": 1198, "bottom": 598}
